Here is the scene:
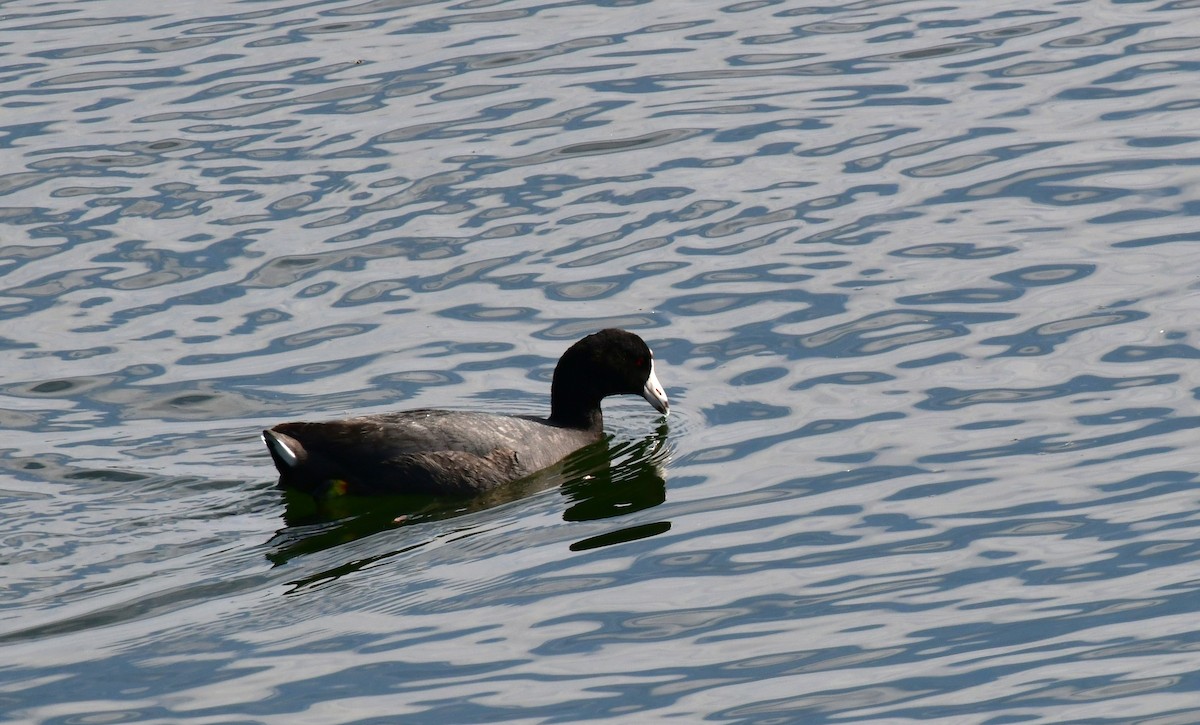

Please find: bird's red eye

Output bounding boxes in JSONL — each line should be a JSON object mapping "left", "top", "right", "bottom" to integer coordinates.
{"left": 635, "top": 356, "right": 645, "bottom": 367}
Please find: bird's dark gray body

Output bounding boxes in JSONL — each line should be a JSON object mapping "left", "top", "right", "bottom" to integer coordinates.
{"left": 267, "top": 409, "right": 600, "bottom": 496}
{"left": 262, "top": 329, "right": 669, "bottom": 497}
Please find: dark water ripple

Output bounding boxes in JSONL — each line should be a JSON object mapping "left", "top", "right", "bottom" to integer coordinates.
{"left": 4, "top": 0, "right": 1200, "bottom": 722}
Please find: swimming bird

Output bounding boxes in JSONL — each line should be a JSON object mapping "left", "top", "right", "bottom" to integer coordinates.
{"left": 262, "top": 328, "right": 669, "bottom": 497}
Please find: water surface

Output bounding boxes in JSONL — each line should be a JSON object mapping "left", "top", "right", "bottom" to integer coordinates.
{"left": 4, "top": 0, "right": 1200, "bottom": 722}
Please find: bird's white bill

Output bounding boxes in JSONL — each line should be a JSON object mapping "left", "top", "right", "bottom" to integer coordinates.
{"left": 642, "top": 360, "right": 669, "bottom": 415}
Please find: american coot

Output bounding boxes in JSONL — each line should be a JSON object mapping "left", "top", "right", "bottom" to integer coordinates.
{"left": 263, "top": 328, "right": 669, "bottom": 497}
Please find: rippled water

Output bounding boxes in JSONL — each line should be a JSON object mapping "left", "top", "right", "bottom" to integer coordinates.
{"left": 4, "top": 0, "right": 1200, "bottom": 721}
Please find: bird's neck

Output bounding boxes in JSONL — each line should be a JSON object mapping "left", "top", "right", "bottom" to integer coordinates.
{"left": 549, "top": 373, "right": 604, "bottom": 430}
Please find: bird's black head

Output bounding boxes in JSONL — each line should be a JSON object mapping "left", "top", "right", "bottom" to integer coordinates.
{"left": 550, "top": 328, "right": 668, "bottom": 429}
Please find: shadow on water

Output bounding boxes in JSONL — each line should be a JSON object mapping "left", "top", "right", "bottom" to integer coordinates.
{"left": 266, "top": 422, "right": 671, "bottom": 569}
{"left": 560, "top": 423, "right": 672, "bottom": 551}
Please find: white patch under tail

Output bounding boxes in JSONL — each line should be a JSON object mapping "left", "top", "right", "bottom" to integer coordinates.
{"left": 262, "top": 430, "right": 299, "bottom": 469}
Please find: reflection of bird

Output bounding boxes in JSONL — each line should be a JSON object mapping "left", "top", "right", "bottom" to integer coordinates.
{"left": 263, "top": 329, "right": 669, "bottom": 497}
{"left": 561, "top": 421, "right": 671, "bottom": 522}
